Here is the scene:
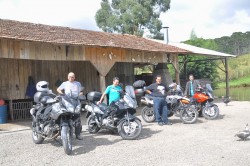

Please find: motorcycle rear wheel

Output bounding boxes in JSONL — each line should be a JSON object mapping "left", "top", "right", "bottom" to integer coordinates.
{"left": 141, "top": 106, "right": 156, "bottom": 123}
{"left": 87, "top": 116, "right": 100, "bottom": 133}
{"left": 179, "top": 105, "right": 198, "bottom": 124}
{"left": 202, "top": 104, "right": 220, "bottom": 120}
{"left": 61, "top": 126, "right": 72, "bottom": 155}
{"left": 118, "top": 119, "right": 142, "bottom": 140}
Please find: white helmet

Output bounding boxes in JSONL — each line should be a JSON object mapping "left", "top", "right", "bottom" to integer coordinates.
{"left": 36, "top": 81, "right": 49, "bottom": 92}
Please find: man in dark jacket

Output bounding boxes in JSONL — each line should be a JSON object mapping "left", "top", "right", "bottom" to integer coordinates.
{"left": 146, "top": 75, "right": 172, "bottom": 126}
{"left": 184, "top": 74, "right": 200, "bottom": 97}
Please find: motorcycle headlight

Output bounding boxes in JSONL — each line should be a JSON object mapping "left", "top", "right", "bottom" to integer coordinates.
{"left": 75, "top": 105, "right": 81, "bottom": 113}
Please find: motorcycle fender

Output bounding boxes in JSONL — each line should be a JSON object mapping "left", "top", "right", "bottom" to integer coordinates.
{"left": 61, "top": 119, "right": 73, "bottom": 127}
{"left": 118, "top": 116, "right": 141, "bottom": 124}
{"left": 207, "top": 102, "right": 218, "bottom": 107}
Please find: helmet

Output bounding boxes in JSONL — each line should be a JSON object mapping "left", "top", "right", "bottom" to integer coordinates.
{"left": 36, "top": 81, "right": 49, "bottom": 92}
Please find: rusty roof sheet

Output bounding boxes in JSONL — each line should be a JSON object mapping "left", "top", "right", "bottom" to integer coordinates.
{"left": 0, "top": 19, "right": 189, "bottom": 54}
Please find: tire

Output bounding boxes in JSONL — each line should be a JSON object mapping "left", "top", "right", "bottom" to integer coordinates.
{"left": 61, "top": 126, "right": 72, "bottom": 155}
{"left": 32, "top": 130, "right": 44, "bottom": 144}
{"left": 179, "top": 105, "right": 198, "bottom": 124}
{"left": 32, "top": 119, "right": 44, "bottom": 144}
{"left": 118, "top": 119, "right": 142, "bottom": 140}
{"left": 87, "top": 116, "right": 100, "bottom": 133}
{"left": 141, "top": 106, "right": 156, "bottom": 123}
{"left": 202, "top": 104, "right": 220, "bottom": 120}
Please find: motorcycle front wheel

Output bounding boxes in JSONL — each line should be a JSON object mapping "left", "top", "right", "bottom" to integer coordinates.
{"left": 141, "top": 106, "right": 156, "bottom": 123}
{"left": 179, "top": 105, "right": 198, "bottom": 124}
{"left": 32, "top": 130, "right": 44, "bottom": 144}
{"left": 87, "top": 116, "right": 100, "bottom": 133}
{"left": 118, "top": 119, "right": 142, "bottom": 140}
{"left": 32, "top": 119, "right": 44, "bottom": 144}
{"left": 202, "top": 104, "right": 220, "bottom": 120}
{"left": 61, "top": 126, "right": 72, "bottom": 155}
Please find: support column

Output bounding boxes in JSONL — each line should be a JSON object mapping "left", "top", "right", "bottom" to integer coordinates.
{"left": 153, "top": 63, "right": 172, "bottom": 86}
{"left": 99, "top": 74, "right": 107, "bottom": 104}
{"left": 173, "top": 55, "right": 180, "bottom": 85}
{"left": 225, "top": 57, "right": 229, "bottom": 98}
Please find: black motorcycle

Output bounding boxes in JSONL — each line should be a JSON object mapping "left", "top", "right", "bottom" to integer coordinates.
{"left": 30, "top": 89, "right": 85, "bottom": 155}
{"left": 85, "top": 85, "right": 142, "bottom": 140}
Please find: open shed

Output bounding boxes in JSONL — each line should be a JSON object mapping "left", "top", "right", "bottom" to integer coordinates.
{"left": 0, "top": 19, "right": 189, "bottom": 121}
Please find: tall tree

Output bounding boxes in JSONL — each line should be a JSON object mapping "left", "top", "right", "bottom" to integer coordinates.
{"left": 95, "top": 0, "right": 171, "bottom": 38}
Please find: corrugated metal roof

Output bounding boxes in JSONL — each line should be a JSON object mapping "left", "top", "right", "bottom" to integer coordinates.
{"left": 0, "top": 19, "right": 189, "bottom": 54}
{"left": 148, "top": 39, "right": 236, "bottom": 57}
{"left": 169, "top": 42, "right": 236, "bottom": 57}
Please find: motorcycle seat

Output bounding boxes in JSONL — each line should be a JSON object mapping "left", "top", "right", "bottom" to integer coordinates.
{"left": 145, "top": 94, "right": 154, "bottom": 100}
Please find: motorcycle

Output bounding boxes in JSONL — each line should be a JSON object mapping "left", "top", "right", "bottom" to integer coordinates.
{"left": 85, "top": 85, "right": 142, "bottom": 140}
{"left": 30, "top": 81, "right": 85, "bottom": 155}
{"left": 191, "top": 84, "right": 220, "bottom": 120}
{"left": 140, "top": 84, "right": 198, "bottom": 124}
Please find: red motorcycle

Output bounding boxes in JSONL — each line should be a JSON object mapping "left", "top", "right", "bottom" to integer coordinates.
{"left": 191, "top": 84, "right": 220, "bottom": 120}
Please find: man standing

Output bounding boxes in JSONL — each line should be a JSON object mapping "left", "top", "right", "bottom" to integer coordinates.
{"left": 98, "top": 77, "right": 122, "bottom": 105}
{"left": 57, "top": 72, "right": 83, "bottom": 140}
{"left": 184, "top": 74, "right": 200, "bottom": 98}
{"left": 146, "top": 75, "right": 172, "bottom": 126}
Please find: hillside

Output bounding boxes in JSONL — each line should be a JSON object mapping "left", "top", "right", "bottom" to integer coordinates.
{"left": 217, "top": 53, "right": 250, "bottom": 88}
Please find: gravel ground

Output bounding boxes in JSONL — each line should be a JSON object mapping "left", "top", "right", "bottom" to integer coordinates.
{"left": 1, "top": 100, "right": 250, "bottom": 166}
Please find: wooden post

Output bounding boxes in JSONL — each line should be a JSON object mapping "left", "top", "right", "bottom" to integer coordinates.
{"left": 99, "top": 74, "right": 107, "bottom": 104}
{"left": 174, "top": 55, "right": 180, "bottom": 85}
{"left": 225, "top": 57, "right": 229, "bottom": 98}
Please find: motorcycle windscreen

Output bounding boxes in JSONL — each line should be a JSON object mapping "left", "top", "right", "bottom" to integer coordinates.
{"left": 125, "top": 85, "right": 136, "bottom": 99}
{"left": 124, "top": 94, "right": 137, "bottom": 109}
{"left": 61, "top": 96, "right": 80, "bottom": 113}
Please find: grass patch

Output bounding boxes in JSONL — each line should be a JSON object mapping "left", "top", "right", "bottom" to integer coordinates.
{"left": 217, "top": 75, "right": 250, "bottom": 88}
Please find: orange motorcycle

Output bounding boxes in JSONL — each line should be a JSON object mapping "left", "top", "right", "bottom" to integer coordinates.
{"left": 191, "top": 84, "right": 220, "bottom": 120}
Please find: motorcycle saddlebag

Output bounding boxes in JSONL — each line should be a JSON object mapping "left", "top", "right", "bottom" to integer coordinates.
{"left": 87, "top": 91, "right": 102, "bottom": 102}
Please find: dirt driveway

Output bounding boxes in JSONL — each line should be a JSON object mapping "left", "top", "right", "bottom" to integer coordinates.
{"left": 0, "top": 101, "right": 250, "bottom": 166}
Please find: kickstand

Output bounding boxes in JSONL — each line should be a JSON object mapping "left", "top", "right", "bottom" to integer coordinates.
{"left": 54, "top": 138, "right": 63, "bottom": 146}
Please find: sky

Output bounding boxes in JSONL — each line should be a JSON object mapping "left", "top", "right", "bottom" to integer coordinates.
{"left": 0, "top": 0, "right": 249, "bottom": 42}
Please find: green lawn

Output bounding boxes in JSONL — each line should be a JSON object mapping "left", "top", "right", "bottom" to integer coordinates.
{"left": 217, "top": 75, "right": 250, "bottom": 88}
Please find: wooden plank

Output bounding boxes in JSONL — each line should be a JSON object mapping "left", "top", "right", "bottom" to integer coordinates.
{"left": 1, "top": 39, "right": 8, "bottom": 58}
{"left": 14, "top": 41, "right": 20, "bottom": 59}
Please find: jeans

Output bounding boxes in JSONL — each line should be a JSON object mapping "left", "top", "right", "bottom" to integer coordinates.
{"left": 153, "top": 97, "right": 168, "bottom": 123}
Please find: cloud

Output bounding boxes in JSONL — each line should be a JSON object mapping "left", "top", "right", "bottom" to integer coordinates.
{"left": 160, "top": 0, "right": 250, "bottom": 42}
{"left": 0, "top": 0, "right": 102, "bottom": 30}
{"left": 0, "top": 0, "right": 249, "bottom": 42}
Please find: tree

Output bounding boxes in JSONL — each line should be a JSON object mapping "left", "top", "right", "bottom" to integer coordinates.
{"left": 180, "top": 38, "right": 219, "bottom": 88}
{"left": 95, "top": 0, "right": 171, "bottom": 38}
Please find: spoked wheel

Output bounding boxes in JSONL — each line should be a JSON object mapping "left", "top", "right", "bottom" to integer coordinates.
{"left": 202, "top": 104, "right": 220, "bottom": 120}
{"left": 87, "top": 116, "right": 100, "bottom": 133}
{"left": 118, "top": 119, "right": 142, "bottom": 140}
{"left": 179, "top": 105, "right": 198, "bottom": 124}
{"left": 141, "top": 106, "right": 156, "bottom": 123}
{"left": 61, "top": 126, "right": 72, "bottom": 155}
